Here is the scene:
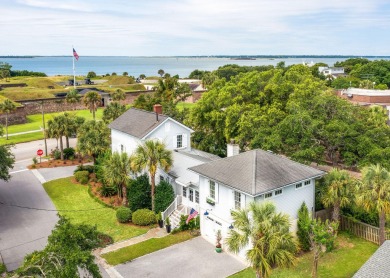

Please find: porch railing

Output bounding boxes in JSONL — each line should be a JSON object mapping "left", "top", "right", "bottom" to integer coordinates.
{"left": 162, "top": 194, "right": 182, "bottom": 224}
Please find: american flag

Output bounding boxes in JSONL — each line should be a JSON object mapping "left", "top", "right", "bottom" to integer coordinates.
{"left": 186, "top": 208, "right": 198, "bottom": 224}
{"left": 73, "top": 48, "right": 79, "bottom": 61}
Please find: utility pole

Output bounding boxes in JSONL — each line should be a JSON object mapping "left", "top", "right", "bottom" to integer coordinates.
{"left": 41, "top": 101, "right": 48, "bottom": 156}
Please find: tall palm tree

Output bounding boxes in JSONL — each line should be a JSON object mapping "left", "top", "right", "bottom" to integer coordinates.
{"left": 111, "top": 89, "right": 126, "bottom": 104}
{"left": 47, "top": 115, "right": 66, "bottom": 160}
{"left": 356, "top": 164, "right": 390, "bottom": 245}
{"left": 103, "top": 152, "right": 131, "bottom": 206}
{"left": 321, "top": 168, "right": 352, "bottom": 223}
{"left": 0, "top": 99, "right": 16, "bottom": 140}
{"left": 102, "top": 102, "right": 126, "bottom": 124}
{"left": 62, "top": 112, "right": 77, "bottom": 148}
{"left": 130, "top": 140, "right": 173, "bottom": 211}
{"left": 83, "top": 91, "right": 101, "bottom": 120}
{"left": 225, "top": 202, "right": 298, "bottom": 278}
{"left": 66, "top": 89, "right": 81, "bottom": 110}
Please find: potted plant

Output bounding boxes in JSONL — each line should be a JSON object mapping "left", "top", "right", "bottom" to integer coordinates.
{"left": 165, "top": 217, "right": 171, "bottom": 233}
{"left": 206, "top": 197, "right": 215, "bottom": 206}
{"left": 157, "top": 212, "right": 164, "bottom": 228}
{"left": 215, "top": 229, "right": 222, "bottom": 253}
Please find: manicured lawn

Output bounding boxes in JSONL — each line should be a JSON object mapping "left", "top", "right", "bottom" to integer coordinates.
{"left": 229, "top": 233, "right": 378, "bottom": 278}
{"left": 43, "top": 177, "right": 148, "bottom": 242}
{"left": 0, "top": 131, "right": 43, "bottom": 145}
{"left": 102, "top": 231, "right": 195, "bottom": 265}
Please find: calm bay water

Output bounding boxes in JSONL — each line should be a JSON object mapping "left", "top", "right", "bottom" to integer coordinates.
{"left": 1, "top": 56, "right": 390, "bottom": 77}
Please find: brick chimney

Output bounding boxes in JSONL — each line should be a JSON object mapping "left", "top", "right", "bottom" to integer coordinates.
{"left": 227, "top": 139, "right": 239, "bottom": 157}
{"left": 153, "top": 104, "right": 163, "bottom": 121}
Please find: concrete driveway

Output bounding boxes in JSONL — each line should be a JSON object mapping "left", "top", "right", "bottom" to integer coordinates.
{"left": 0, "top": 170, "right": 58, "bottom": 271}
{"left": 114, "top": 237, "right": 246, "bottom": 278}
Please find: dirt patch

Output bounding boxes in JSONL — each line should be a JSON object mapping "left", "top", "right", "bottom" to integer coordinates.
{"left": 28, "top": 158, "right": 91, "bottom": 169}
{"left": 337, "top": 235, "right": 355, "bottom": 249}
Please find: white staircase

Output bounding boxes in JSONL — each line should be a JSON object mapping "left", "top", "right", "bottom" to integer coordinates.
{"left": 169, "top": 205, "right": 187, "bottom": 229}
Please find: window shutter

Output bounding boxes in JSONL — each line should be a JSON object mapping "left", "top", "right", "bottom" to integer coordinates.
{"left": 183, "top": 133, "right": 188, "bottom": 148}
{"left": 173, "top": 136, "right": 177, "bottom": 149}
{"left": 241, "top": 193, "right": 246, "bottom": 209}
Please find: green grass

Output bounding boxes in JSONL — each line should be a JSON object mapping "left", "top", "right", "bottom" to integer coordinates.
{"left": 0, "top": 131, "right": 43, "bottom": 145}
{"left": 0, "top": 263, "right": 6, "bottom": 274}
{"left": 229, "top": 233, "right": 378, "bottom": 278}
{"left": 102, "top": 232, "right": 195, "bottom": 265}
{"left": 176, "top": 102, "right": 196, "bottom": 111}
{"left": 43, "top": 177, "right": 148, "bottom": 242}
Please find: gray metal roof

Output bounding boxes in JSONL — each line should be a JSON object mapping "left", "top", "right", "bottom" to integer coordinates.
{"left": 108, "top": 108, "right": 168, "bottom": 139}
{"left": 353, "top": 241, "right": 390, "bottom": 278}
{"left": 189, "top": 149, "right": 325, "bottom": 196}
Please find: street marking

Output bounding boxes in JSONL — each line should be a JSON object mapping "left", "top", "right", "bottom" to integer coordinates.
{"left": 31, "top": 169, "right": 46, "bottom": 183}
{"left": 106, "top": 267, "right": 124, "bottom": 278}
{"left": 9, "top": 169, "right": 29, "bottom": 174}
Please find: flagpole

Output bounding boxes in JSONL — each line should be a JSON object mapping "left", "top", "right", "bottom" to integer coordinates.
{"left": 72, "top": 46, "right": 76, "bottom": 89}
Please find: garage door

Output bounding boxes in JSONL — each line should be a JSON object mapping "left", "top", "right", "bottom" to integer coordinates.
{"left": 203, "top": 216, "right": 223, "bottom": 242}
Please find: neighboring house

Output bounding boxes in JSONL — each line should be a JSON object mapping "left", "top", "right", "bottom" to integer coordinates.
{"left": 189, "top": 148, "right": 325, "bottom": 252}
{"left": 318, "top": 66, "right": 346, "bottom": 78}
{"left": 353, "top": 241, "right": 390, "bottom": 278}
{"left": 109, "top": 106, "right": 326, "bottom": 256}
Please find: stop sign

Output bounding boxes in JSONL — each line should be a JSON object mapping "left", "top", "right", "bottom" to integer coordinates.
{"left": 37, "top": 149, "right": 43, "bottom": 156}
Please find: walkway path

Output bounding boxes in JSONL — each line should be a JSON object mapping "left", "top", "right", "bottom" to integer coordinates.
{"left": 94, "top": 227, "right": 168, "bottom": 278}
{"left": 7, "top": 129, "right": 41, "bottom": 137}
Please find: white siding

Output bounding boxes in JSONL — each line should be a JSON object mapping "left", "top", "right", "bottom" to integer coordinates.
{"left": 111, "top": 129, "right": 142, "bottom": 156}
{"left": 146, "top": 119, "right": 191, "bottom": 151}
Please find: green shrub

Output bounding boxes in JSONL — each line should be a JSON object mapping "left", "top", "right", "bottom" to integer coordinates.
{"left": 0, "top": 263, "right": 6, "bottom": 274}
{"left": 87, "top": 71, "right": 97, "bottom": 78}
{"left": 63, "top": 147, "right": 75, "bottom": 159}
{"left": 179, "top": 215, "right": 200, "bottom": 231}
{"left": 74, "top": 165, "right": 95, "bottom": 175}
{"left": 99, "top": 185, "right": 118, "bottom": 197}
{"left": 53, "top": 149, "right": 61, "bottom": 160}
{"left": 297, "top": 202, "right": 311, "bottom": 251}
{"left": 74, "top": 171, "right": 89, "bottom": 184}
{"left": 94, "top": 152, "right": 111, "bottom": 182}
{"left": 154, "top": 181, "right": 175, "bottom": 213}
{"left": 116, "top": 207, "right": 132, "bottom": 223}
{"left": 32, "top": 157, "right": 38, "bottom": 165}
{"left": 128, "top": 175, "right": 151, "bottom": 211}
{"left": 132, "top": 209, "right": 156, "bottom": 226}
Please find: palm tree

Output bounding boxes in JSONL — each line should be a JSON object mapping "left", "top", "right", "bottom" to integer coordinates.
{"left": 66, "top": 89, "right": 81, "bottom": 110}
{"left": 130, "top": 140, "right": 173, "bottom": 211}
{"left": 83, "top": 91, "right": 101, "bottom": 120}
{"left": 158, "top": 69, "right": 165, "bottom": 77}
{"left": 103, "top": 152, "right": 131, "bottom": 206}
{"left": 225, "top": 202, "right": 298, "bottom": 278}
{"left": 321, "top": 168, "right": 352, "bottom": 223}
{"left": 356, "top": 164, "right": 390, "bottom": 245}
{"left": 0, "top": 99, "right": 16, "bottom": 140}
{"left": 62, "top": 112, "right": 77, "bottom": 148}
{"left": 46, "top": 115, "right": 66, "bottom": 160}
{"left": 111, "top": 89, "right": 126, "bottom": 104}
{"left": 102, "top": 102, "right": 126, "bottom": 123}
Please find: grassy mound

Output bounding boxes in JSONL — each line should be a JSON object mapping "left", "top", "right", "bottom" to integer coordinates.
{"left": 106, "top": 76, "right": 135, "bottom": 85}
{"left": 25, "top": 77, "right": 62, "bottom": 89}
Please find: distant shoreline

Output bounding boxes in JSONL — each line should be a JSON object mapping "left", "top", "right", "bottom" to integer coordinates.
{"left": 1, "top": 55, "right": 390, "bottom": 59}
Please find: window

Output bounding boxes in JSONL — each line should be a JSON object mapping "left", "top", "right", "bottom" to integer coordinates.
{"left": 265, "top": 192, "right": 272, "bottom": 199}
{"left": 159, "top": 175, "right": 165, "bottom": 183}
{"left": 182, "top": 187, "right": 187, "bottom": 198}
{"left": 177, "top": 134, "right": 183, "bottom": 148}
{"left": 295, "top": 183, "right": 303, "bottom": 189}
{"left": 304, "top": 180, "right": 311, "bottom": 186}
{"left": 209, "top": 180, "right": 215, "bottom": 200}
{"left": 195, "top": 191, "right": 199, "bottom": 204}
{"left": 275, "top": 189, "right": 283, "bottom": 196}
{"left": 234, "top": 191, "right": 241, "bottom": 210}
{"left": 189, "top": 189, "right": 194, "bottom": 202}
{"left": 120, "top": 144, "right": 124, "bottom": 152}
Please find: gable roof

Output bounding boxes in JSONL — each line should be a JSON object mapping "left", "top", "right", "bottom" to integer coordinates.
{"left": 108, "top": 107, "right": 193, "bottom": 139}
{"left": 189, "top": 149, "right": 325, "bottom": 196}
{"left": 353, "top": 241, "right": 390, "bottom": 278}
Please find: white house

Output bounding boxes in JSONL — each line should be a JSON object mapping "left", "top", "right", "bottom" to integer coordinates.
{"left": 189, "top": 148, "right": 325, "bottom": 250}
{"left": 318, "top": 66, "right": 346, "bottom": 78}
{"left": 109, "top": 106, "right": 325, "bottom": 258}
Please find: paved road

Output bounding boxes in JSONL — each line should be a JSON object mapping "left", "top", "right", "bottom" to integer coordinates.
{"left": 0, "top": 139, "right": 78, "bottom": 271}
{"left": 0, "top": 170, "right": 58, "bottom": 271}
{"left": 115, "top": 237, "right": 245, "bottom": 278}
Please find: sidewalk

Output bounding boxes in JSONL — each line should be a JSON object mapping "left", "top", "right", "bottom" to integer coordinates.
{"left": 94, "top": 227, "right": 168, "bottom": 278}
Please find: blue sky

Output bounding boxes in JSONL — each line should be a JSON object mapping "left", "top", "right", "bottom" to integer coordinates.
{"left": 0, "top": 0, "right": 389, "bottom": 56}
